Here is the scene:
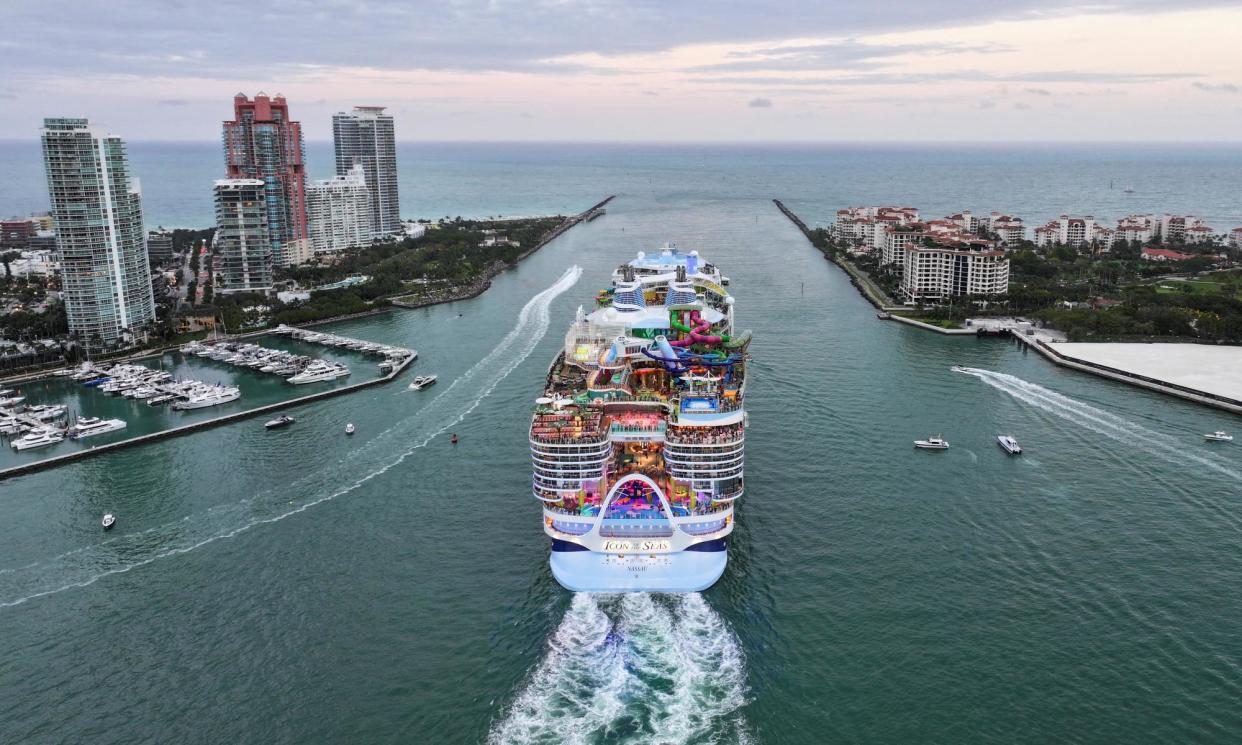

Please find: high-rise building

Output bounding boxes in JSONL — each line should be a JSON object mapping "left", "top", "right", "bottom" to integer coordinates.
{"left": 41, "top": 118, "right": 155, "bottom": 345}
{"left": 146, "top": 230, "right": 174, "bottom": 265}
{"left": 213, "top": 179, "right": 273, "bottom": 294}
{"left": 307, "top": 164, "right": 371, "bottom": 254}
{"left": 222, "top": 93, "right": 308, "bottom": 267}
{"left": 332, "top": 106, "right": 400, "bottom": 237}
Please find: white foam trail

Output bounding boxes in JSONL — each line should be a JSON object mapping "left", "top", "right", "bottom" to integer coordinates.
{"left": 956, "top": 366, "right": 1242, "bottom": 483}
{"left": 489, "top": 593, "right": 751, "bottom": 745}
{"left": 0, "top": 266, "right": 582, "bottom": 610}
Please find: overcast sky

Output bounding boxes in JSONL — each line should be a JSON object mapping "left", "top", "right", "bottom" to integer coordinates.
{"left": 3, "top": 1, "right": 1241, "bottom": 141}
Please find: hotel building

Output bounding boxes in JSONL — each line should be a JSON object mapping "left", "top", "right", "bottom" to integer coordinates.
{"left": 40, "top": 118, "right": 155, "bottom": 345}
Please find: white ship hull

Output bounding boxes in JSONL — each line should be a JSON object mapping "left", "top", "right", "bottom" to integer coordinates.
{"left": 549, "top": 546, "right": 728, "bottom": 592}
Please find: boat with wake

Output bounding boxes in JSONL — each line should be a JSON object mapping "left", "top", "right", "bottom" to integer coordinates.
{"left": 531, "top": 245, "right": 751, "bottom": 592}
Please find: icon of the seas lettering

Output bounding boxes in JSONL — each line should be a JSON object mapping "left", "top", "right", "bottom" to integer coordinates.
{"left": 602, "top": 540, "right": 670, "bottom": 552}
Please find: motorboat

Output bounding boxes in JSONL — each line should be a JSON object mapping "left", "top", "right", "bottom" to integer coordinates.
{"left": 11, "top": 429, "right": 65, "bottom": 451}
{"left": 172, "top": 387, "right": 241, "bottom": 410}
{"left": 997, "top": 435, "right": 1022, "bottom": 454}
{"left": 914, "top": 435, "right": 950, "bottom": 450}
{"left": 70, "top": 417, "right": 127, "bottom": 439}
{"left": 288, "top": 362, "right": 350, "bottom": 385}
{"left": 83, "top": 376, "right": 112, "bottom": 387}
{"left": 265, "top": 414, "right": 296, "bottom": 430}
{"left": 0, "top": 396, "right": 26, "bottom": 407}
{"left": 378, "top": 359, "right": 395, "bottom": 372}
{"left": 345, "top": 423, "right": 356, "bottom": 435}
{"left": 409, "top": 375, "right": 438, "bottom": 391}
{"left": 102, "top": 513, "right": 116, "bottom": 530}
{"left": 1204, "top": 431, "right": 1233, "bottom": 442}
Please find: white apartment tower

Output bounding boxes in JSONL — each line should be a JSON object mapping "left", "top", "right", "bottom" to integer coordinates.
{"left": 307, "top": 164, "right": 371, "bottom": 254}
{"left": 40, "top": 118, "right": 156, "bottom": 346}
{"left": 332, "top": 106, "right": 400, "bottom": 237}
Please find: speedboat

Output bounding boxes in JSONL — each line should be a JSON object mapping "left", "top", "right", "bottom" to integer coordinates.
{"left": 102, "top": 513, "right": 116, "bottom": 530}
{"left": 1204, "top": 431, "right": 1233, "bottom": 442}
{"left": 345, "top": 423, "right": 355, "bottom": 435}
{"left": 997, "top": 435, "right": 1022, "bottom": 454}
{"left": 914, "top": 435, "right": 950, "bottom": 450}
{"left": 265, "top": 414, "right": 296, "bottom": 430}
{"left": 409, "top": 374, "right": 438, "bottom": 391}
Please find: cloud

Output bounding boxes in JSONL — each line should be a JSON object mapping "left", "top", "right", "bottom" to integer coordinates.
{"left": 157, "top": 98, "right": 189, "bottom": 106}
{"left": 1193, "top": 81, "right": 1240, "bottom": 93}
{"left": 692, "top": 70, "right": 1200, "bottom": 87}
{"left": 698, "top": 39, "right": 1012, "bottom": 73}
{"left": 748, "top": 97, "right": 773, "bottom": 108}
{"left": 1013, "top": 102, "right": 1032, "bottom": 109}
{"left": 1024, "top": 87, "right": 1053, "bottom": 96}
{"left": 975, "top": 99, "right": 996, "bottom": 109}
{"left": 642, "top": 90, "right": 659, "bottom": 96}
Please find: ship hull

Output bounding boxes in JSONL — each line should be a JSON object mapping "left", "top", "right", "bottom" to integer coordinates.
{"left": 549, "top": 539, "right": 728, "bottom": 592}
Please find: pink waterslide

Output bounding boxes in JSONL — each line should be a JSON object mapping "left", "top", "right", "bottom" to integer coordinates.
{"left": 670, "top": 310, "right": 723, "bottom": 347}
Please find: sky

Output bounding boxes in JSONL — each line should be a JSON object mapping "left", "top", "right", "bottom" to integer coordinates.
{"left": 2, "top": 1, "right": 1242, "bottom": 142}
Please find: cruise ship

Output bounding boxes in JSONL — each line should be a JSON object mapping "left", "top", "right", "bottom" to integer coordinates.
{"left": 531, "top": 245, "right": 751, "bottom": 592}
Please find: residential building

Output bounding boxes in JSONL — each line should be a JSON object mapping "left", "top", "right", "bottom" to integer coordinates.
{"left": 832, "top": 206, "right": 920, "bottom": 252}
{"left": 1090, "top": 224, "right": 1115, "bottom": 250}
{"left": 979, "top": 213, "right": 1025, "bottom": 245}
{"left": 881, "top": 225, "right": 924, "bottom": 267}
{"left": 213, "top": 179, "right": 273, "bottom": 293}
{"left": 7, "top": 250, "right": 57, "bottom": 278}
{"left": 1230, "top": 227, "right": 1242, "bottom": 249}
{"left": 223, "top": 93, "right": 308, "bottom": 267}
{"left": 40, "top": 118, "right": 155, "bottom": 345}
{"left": 1115, "top": 214, "right": 1159, "bottom": 244}
{"left": 1033, "top": 215, "right": 1100, "bottom": 247}
{"left": 333, "top": 106, "right": 401, "bottom": 237}
{"left": 146, "top": 230, "right": 174, "bottom": 265}
{"left": 1184, "top": 225, "right": 1216, "bottom": 245}
{"left": 307, "top": 164, "right": 371, "bottom": 254}
{"left": 403, "top": 221, "right": 427, "bottom": 240}
{"left": 901, "top": 237, "right": 1008, "bottom": 303}
{"left": 1161, "top": 214, "right": 1207, "bottom": 243}
{"left": 1, "top": 218, "right": 36, "bottom": 251}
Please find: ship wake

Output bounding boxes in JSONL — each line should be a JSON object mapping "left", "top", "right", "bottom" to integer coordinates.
{"left": 0, "top": 265, "right": 583, "bottom": 610}
{"left": 488, "top": 593, "right": 751, "bottom": 745}
{"left": 956, "top": 367, "right": 1242, "bottom": 485}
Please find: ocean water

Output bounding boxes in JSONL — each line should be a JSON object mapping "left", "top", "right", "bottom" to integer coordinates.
{"left": 2, "top": 185, "right": 1242, "bottom": 743}
{"left": 2, "top": 141, "right": 1242, "bottom": 231}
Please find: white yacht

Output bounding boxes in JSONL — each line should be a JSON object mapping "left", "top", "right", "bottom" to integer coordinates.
{"left": 997, "top": 435, "right": 1022, "bottom": 454}
{"left": 173, "top": 387, "right": 241, "bottom": 410}
{"left": 408, "top": 375, "right": 438, "bottom": 390}
{"left": 1204, "top": 431, "right": 1233, "bottom": 442}
{"left": 288, "top": 362, "right": 350, "bottom": 385}
{"left": 70, "top": 417, "right": 127, "bottom": 439}
{"left": 12, "top": 429, "right": 64, "bottom": 451}
{"left": 914, "top": 435, "right": 950, "bottom": 450}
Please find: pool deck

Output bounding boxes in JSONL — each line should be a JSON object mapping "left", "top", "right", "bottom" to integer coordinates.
{"left": 0, "top": 352, "right": 415, "bottom": 482}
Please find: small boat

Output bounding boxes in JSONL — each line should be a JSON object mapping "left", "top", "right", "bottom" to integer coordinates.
{"left": 914, "top": 435, "right": 950, "bottom": 450}
{"left": 265, "top": 414, "right": 296, "bottom": 430}
{"left": 409, "top": 374, "right": 438, "bottom": 391}
{"left": 876, "top": 312, "right": 891, "bottom": 320}
{"left": 997, "top": 435, "right": 1022, "bottom": 454}
{"left": 450, "top": 433, "right": 458, "bottom": 445}
{"left": 345, "top": 423, "right": 355, "bottom": 435}
{"left": 102, "top": 513, "right": 116, "bottom": 530}
{"left": 1204, "top": 431, "right": 1233, "bottom": 442}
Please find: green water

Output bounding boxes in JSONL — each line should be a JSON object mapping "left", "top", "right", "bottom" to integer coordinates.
{"left": 2, "top": 196, "right": 1241, "bottom": 744}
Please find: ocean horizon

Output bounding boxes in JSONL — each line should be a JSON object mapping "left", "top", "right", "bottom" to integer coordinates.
{"left": 3, "top": 140, "right": 1242, "bottom": 232}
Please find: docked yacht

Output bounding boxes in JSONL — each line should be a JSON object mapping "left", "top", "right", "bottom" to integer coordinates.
{"left": 997, "top": 435, "right": 1023, "bottom": 454}
{"left": 914, "top": 435, "right": 950, "bottom": 450}
{"left": 1204, "top": 431, "right": 1233, "bottom": 442}
{"left": 11, "top": 429, "right": 64, "bottom": 451}
{"left": 172, "top": 386, "right": 241, "bottom": 410}
{"left": 70, "top": 417, "right": 128, "bottom": 439}
{"left": 287, "top": 362, "right": 350, "bottom": 385}
{"left": 0, "top": 396, "right": 26, "bottom": 407}
{"left": 408, "top": 375, "right": 438, "bottom": 391}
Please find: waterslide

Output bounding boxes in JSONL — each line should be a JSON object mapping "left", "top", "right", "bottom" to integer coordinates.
{"left": 669, "top": 307, "right": 751, "bottom": 349}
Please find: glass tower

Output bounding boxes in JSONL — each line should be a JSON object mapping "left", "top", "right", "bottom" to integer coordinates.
{"left": 332, "top": 106, "right": 400, "bottom": 237}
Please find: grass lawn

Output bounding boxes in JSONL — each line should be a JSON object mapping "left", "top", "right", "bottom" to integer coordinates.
{"left": 1155, "top": 279, "right": 1225, "bottom": 296}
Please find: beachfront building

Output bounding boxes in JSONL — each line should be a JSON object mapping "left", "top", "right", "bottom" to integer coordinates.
{"left": 945, "top": 210, "right": 1026, "bottom": 245}
{"left": 881, "top": 225, "right": 924, "bottom": 267}
{"left": 1033, "top": 215, "right": 1103, "bottom": 248}
{"left": 1230, "top": 227, "right": 1242, "bottom": 249}
{"left": 1161, "top": 214, "right": 1209, "bottom": 243}
{"left": 832, "top": 206, "right": 920, "bottom": 252}
{"left": 901, "top": 236, "right": 1009, "bottom": 303}
{"left": 40, "top": 118, "right": 155, "bottom": 345}
{"left": 223, "top": 93, "right": 308, "bottom": 267}
{"left": 146, "top": 230, "right": 173, "bottom": 265}
{"left": 1184, "top": 224, "right": 1217, "bottom": 245}
{"left": 333, "top": 106, "right": 401, "bottom": 237}
{"left": 1115, "top": 214, "right": 1159, "bottom": 244}
{"left": 307, "top": 164, "right": 371, "bottom": 254}
{"left": 213, "top": 179, "right": 273, "bottom": 294}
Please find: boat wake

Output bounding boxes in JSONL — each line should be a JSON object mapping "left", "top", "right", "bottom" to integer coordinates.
{"left": 955, "top": 366, "right": 1242, "bottom": 484}
{"left": 0, "top": 265, "right": 583, "bottom": 610}
{"left": 488, "top": 593, "right": 751, "bottom": 745}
